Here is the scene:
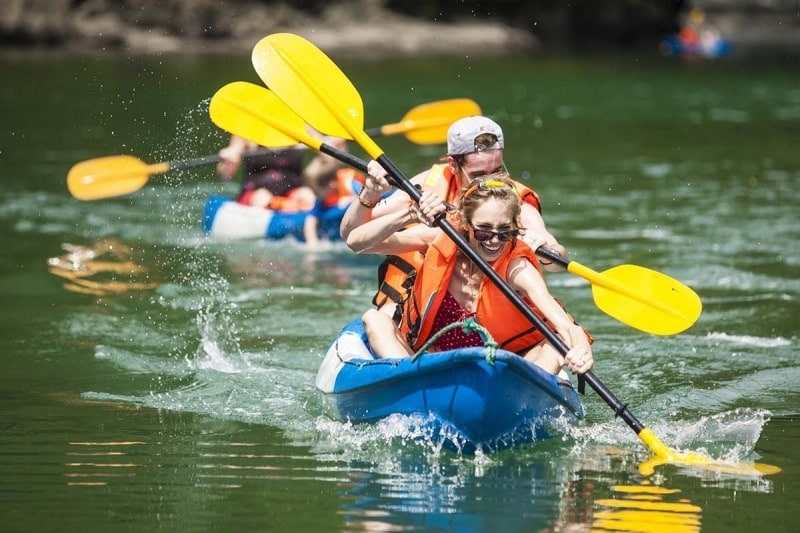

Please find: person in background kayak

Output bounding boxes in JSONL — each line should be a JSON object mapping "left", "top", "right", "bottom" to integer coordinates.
{"left": 302, "top": 138, "right": 365, "bottom": 246}
{"left": 341, "top": 116, "right": 566, "bottom": 324}
{"left": 216, "top": 135, "right": 316, "bottom": 212}
{"left": 348, "top": 173, "right": 593, "bottom": 376}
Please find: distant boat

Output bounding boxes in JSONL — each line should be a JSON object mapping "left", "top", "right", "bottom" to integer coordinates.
{"left": 660, "top": 33, "right": 733, "bottom": 58}
{"left": 661, "top": 8, "right": 733, "bottom": 58}
{"left": 202, "top": 195, "right": 346, "bottom": 242}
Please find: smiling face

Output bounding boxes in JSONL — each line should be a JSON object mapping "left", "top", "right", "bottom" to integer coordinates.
{"left": 467, "top": 197, "right": 518, "bottom": 261}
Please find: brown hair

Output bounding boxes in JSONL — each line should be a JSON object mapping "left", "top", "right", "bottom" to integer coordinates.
{"left": 449, "top": 172, "right": 524, "bottom": 235}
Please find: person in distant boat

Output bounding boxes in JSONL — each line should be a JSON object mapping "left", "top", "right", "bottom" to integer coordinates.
{"left": 302, "top": 138, "right": 366, "bottom": 246}
{"left": 216, "top": 135, "right": 316, "bottom": 212}
{"left": 348, "top": 173, "right": 594, "bottom": 375}
{"left": 341, "top": 116, "right": 566, "bottom": 324}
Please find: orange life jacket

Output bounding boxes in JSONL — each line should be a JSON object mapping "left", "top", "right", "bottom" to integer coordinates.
{"left": 237, "top": 187, "right": 315, "bottom": 212}
{"left": 372, "top": 164, "right": 542, "bottom": 311}
{"left": 322, "top": 168, "right": 362, "bottom": 208}
{"left": 399, "top": 233, "right": 556, "bottom": 354}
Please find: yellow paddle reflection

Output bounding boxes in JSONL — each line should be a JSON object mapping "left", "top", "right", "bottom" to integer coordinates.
{"left": 593, "top": 484, "right": 703, "bottom": 532}
{"left": 64, "top": 441, "right": 147, "bottom": 487}
{"left": 47, "top": 239, "right": 158, "bottom": 296}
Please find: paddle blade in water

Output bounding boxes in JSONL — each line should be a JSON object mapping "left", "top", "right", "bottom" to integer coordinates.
{"left": 636, "top": 429, "right": 781, "bottom": 476}
{"left": 67, "top": 155, "right": 163, "bottom": 201}
{"left": 384, "top": 98, "right": 482, "bottom": 144}
{"left": 209, "top": 81, "right": 308, "bottom": 148}
{"left": 591, "top": 264, "right": 702, "bottom": 335}
{"left": 252, "top": 33, "right": 360, "bottom": 140}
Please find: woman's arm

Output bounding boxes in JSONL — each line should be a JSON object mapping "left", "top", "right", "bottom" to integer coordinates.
{"left": 346, "top": 190, "right": 446, "bottom": 254}
{"left": 506, "top": 257, "right": 593, "bottom": 372}
{"left": 216, "top": 135, "right": 252, "bottom": 180}
{"left": 519, "top": 204, "right": 568, "bottom": 272}
{"left": 303, "top": 215, "right": 319, "bottom": 247}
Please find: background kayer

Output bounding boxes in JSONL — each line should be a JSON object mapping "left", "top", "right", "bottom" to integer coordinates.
{"left": 302, "top": 138, "right": 366, "bottom": 246}
{"left": 216, "top": 134, "right": 315, "bottom": 211}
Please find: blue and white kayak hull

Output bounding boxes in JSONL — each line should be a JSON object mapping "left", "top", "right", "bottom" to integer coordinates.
{"left": 316, "top": 319, "right": 584, "bottom": 453}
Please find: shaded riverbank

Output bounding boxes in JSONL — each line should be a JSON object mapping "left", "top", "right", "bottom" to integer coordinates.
{"left": 0, "top": 0, "right": 538, "bottom": 57}
{"left": 2, "top": 0, "right": 798, "bottom": 58}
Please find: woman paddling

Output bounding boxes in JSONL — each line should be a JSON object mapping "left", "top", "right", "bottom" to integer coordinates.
{"left": 350, "top": 173, "right": 594, "bottom": 375}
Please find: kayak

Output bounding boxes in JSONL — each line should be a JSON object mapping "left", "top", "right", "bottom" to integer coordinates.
{"left": 316, "top": 318, "right": 585, "bottom": 454}
{"left": 659, "top": 34, "right": 733, "bottom": 58}
{"left": 201, "top": 195, "right": 347, "bottom": 241}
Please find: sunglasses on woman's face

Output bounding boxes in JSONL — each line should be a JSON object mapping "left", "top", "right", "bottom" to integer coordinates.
{"left": 470, "top": 226, "right": 519, "bottom": 242}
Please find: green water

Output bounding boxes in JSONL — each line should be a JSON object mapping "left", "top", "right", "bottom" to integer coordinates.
{"left": 1, "top": 49, "right": 798, "bottom": 532}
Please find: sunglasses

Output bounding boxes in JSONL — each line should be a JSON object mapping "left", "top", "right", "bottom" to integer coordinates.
{"left": 470, "top": 226, "right": 519, "bottom": 242}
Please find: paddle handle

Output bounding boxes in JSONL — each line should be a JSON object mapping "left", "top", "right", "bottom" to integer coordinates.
{"left": 169, "top": 146, "right": 312, "bottom": 173}
{"left": 536, "top": 246, "right": 570, "bottom": 268}
{"left": 169, "top": 154, "right": 224, "bottom": 172}
{"left": 318, "top": 143, "right": 369, "bottom": 173}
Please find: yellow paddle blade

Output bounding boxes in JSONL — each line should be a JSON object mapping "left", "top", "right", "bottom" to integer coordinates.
{"left": 67, "top": 155, "right": 168, "bottom": 201}
{"left": 252, "top": 33, "right": 360, "bottom": 141}
{"left": 637, "top": 428, "right": 781, "bottom": 476}
{"left": 209, "top": 81, "right": 315, "bottom": 149}
{"left": 382, "top": 98, "right": 482, "bottom": 144}
{"left": 583, "top": 263, "right": 702, "bottom": 336}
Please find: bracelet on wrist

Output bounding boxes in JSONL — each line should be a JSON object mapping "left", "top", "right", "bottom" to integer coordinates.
{"left": 358, "top": 193, "right": 377, "bottom": 209}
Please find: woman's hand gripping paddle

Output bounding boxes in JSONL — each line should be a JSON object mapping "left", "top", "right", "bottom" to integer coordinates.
{"left": 252, "top": 32, "right": 780, "bottom": 477}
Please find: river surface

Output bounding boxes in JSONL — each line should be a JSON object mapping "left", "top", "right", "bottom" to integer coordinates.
{"left": 1, "top": 48, "right": 798, "bottom": 532}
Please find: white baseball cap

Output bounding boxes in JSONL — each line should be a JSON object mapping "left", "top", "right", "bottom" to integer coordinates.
{"left": 447, "top": 116, "right": 504, "bottom": 155}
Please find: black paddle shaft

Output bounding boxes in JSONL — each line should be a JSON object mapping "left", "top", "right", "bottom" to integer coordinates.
{"left": 375, "top": 154, "right": 647, "bottom": 435}
{"left": 168, "top": 149, "right": 278, "bottom": 172}
{"left": 169, "top": 154, "right": 225, "bottom": 172}
{"left": 169, "top": 145, "right": 370, "bottom": 176}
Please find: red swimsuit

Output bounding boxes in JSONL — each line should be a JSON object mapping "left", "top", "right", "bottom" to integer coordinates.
{"left": 429, "top": 291, "right": 484, "bottom": 351}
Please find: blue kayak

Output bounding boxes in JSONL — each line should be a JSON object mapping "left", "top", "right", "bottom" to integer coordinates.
{"left": 316, "top": 319, "right": 584, "bottom": 453}
{"left": 202, "top": 195, "right": 346, "bottom": 241}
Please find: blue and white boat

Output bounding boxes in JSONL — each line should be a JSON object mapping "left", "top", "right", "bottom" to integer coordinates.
{"left": 316, "top": 319, "right": 584, "bottom": 453}
{"left": 201, "top": 195, "right": 347, "bottom": 241}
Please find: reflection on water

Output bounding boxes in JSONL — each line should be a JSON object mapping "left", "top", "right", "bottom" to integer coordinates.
{"left": 220, "top": 245, "right": 360, "bottom": 289}
{"left": 47, "top": 239, "right": 159, "bottom": 295}
{"left": 65, "top": 441, "right": 146, "bottom": 487}
{"left": 594, "top": 483, "right": 703, "bottom": 533}
{"left": 332, "top": 451, "right": 597, "bottom": 532}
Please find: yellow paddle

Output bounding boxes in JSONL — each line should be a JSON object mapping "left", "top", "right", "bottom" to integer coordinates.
{"left": 366, "top": 98, "right": 481, "bottom": 144}
{"left": 536, "top": 248, "right": 702, "bottom": 335}
{"left": 66, "top": 97, "right": 481, "bottom": 201}
{"left": 67, "top": 153, "right": 228, "bottom": 201}
{"left": 252, "top": 32, "right": 780, "bottom": 477}
{"left": 210, "top": 80, "right": 702, "bottom": 337}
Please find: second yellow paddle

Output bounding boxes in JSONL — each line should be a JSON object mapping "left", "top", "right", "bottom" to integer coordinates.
{"left": 67, "top": 97, "right": 481, "bottom": 201}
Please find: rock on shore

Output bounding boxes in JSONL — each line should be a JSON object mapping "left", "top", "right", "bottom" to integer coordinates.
{"left": 0, "top": 0, "right": 538, "bottom": 57}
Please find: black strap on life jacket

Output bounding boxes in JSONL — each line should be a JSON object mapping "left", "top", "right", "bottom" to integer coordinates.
{"left": 371, "top": 255, "right": 417, "bottom": 308}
